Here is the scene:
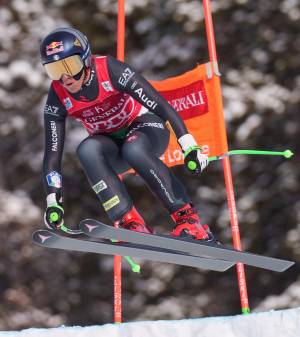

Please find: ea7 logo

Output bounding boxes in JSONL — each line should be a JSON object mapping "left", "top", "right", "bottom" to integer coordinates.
{"left": 118, "top": 67, "right": 135, "bottom": 87}
{"left": 92, "top": 180, "right": 107, "bottom": 193}
{"left": 44, "top": 105, "right": 59, "bottom": 115}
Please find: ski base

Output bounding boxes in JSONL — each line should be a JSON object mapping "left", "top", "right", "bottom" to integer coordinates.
{"left": 32, "top": 229, "right": 234, "bottom": 272}
{"left": 79, "top": 219, "right": 295, "bottom": 272}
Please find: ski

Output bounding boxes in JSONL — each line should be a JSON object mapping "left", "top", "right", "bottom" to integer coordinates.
{"left": 32, "top": 229, "right": 234, "bottom": 272}
{"left": 80, "top": 219, "right": 295, "bottom": 272}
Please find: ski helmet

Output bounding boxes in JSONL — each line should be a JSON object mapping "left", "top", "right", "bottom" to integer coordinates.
{"left": 40, "top": 27, "right": 92, "bottom": 80}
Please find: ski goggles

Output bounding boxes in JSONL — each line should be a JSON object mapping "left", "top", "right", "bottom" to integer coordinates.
{"left": 43, "top": 55, "right": 84, "bottom": 80}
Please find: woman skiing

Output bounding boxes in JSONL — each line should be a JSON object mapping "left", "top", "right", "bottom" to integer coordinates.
{"left": 41, "top": 27, "right": 215, "bottom": 242}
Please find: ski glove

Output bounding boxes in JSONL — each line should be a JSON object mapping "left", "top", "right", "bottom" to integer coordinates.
{"left": 178, "top": 134, "right": 209, "bottom": 174}
{"left": 44, "top": 193, "right": 65, "bottom": 230}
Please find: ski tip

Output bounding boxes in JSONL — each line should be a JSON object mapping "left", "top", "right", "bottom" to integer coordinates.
{"left": 32, "top": 229, "right": 56, "bottom": 246}
{"left": 225, "top": 262, "right": 236, "bottom": 271}
{"left": 214, "top": 261, "right": 236, "bottom": 272}
{"left": 32, "top": 229, "right": 53, "bottom": 237}
{"left": 79, "top": 219, "right": 102, "bottom": 233}
{"left": 278, "top": 260, "right": 295, "bottom": 272}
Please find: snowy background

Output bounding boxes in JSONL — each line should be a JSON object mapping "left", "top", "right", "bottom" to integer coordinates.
{"left": 0, "top": 0, "right": 299, "bottom": 330}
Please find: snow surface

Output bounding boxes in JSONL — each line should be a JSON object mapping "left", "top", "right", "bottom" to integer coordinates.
{"left": 0, "top": 307, "right": 299, "bottom": 337}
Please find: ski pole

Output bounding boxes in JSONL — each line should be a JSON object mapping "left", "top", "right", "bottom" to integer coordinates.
{"left": 57, "top": 222, "right": 141, "bottom": 272}
{"left": 47, "top": 215, "right": 83, "bottom": 235}
{"left": 124, "top": 256, "right": 141, "bottom": 273}
{"left": 111, "top": 239, "right": 141, "bottom": 273}
{"left": 59, "top": 223, "right": 83, "bottom": 235}
{"left": 208, "top": 149, "right": 294, "bottom": 162}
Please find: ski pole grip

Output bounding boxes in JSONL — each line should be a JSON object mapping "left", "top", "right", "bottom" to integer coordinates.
{"left": 187, "top": 160, "right": 197, "bottom": 171}
{"left": 46, "top": 205, "right": 64, "bottom": 225}
{"left": 184, "top": 146, "right": 203, "bottom": 174}
{"left": 50, "top": 211, "right": 59, "bottom": 222}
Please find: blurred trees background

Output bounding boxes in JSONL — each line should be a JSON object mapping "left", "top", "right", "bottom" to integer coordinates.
{"left": 0, "top": 0, "right": 299, "bottom": 330}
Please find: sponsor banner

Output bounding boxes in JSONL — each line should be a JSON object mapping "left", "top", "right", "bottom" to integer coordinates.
{"left": 159, "top": 80, "right": 208, "bottom": 120}
{"left": 103, "top": 196, "right": 120, "bottom": 211}
{"left": 160, "top": 149, "right": 184, "bottom": 165}
{"left": 92, "top": 180, "right": 107, "bottom": 193}
{"left": 123, "top": 64, "right": 228, "bottom": 172}
{"left": 149, "top": 64, "right": 229, "bottom": 167}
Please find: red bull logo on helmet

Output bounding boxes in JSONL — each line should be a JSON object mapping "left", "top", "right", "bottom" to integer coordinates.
{"left": 46, "top": 41, "right": 64, "bottom": 56}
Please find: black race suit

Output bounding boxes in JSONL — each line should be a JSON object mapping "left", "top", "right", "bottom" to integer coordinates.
{"left": 43, "top": 55, "right": 191, "bottom": 221}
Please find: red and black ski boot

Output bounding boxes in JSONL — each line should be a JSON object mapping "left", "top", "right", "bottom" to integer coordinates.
{"left": 171, "top": 204, "right": 216, "bottom": 242}
{"left": 115, "top": 206, "right": 153, "bottom": 234}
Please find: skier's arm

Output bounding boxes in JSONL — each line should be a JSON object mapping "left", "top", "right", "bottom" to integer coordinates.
{"left": 42, "top": 87, "right": 67, "bottom": 228}
{"left": 43, "top": 115, "right": 65, "bottom": 194}
{"left": 107, "top": 56, "right": 209, "bottom": 173}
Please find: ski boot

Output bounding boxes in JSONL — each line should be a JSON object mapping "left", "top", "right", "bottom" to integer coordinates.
{"left": 115, "top": 206, "right": 153, "bottom": 234}
{"left": 171, "top": 204, "right": 217, "bottom": 243}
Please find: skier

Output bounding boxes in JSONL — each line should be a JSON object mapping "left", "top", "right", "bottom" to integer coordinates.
{"left": 41, "top": 27, "right": 215, "bottom": 242}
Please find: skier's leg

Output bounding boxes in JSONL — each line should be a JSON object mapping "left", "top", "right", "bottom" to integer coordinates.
{"left": 122, "top": 113, "right": 215, "bottom": 241}
{"left": 122, "top": 113, "right": 190, "bottom": 212}
{"left": 77, "top": 135, "right": 152, "bottom": 233}
{"left": 77, "top": 135, "right": 129, "bottom": 220}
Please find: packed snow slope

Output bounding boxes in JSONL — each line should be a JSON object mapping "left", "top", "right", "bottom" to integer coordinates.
{"left": 0, "top": 307, "right": 299, "bottom": 337}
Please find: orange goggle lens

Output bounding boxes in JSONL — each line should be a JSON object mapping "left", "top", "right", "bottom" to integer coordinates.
{"left": 44, "top": 55, "right": 84, "bottom": 80}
